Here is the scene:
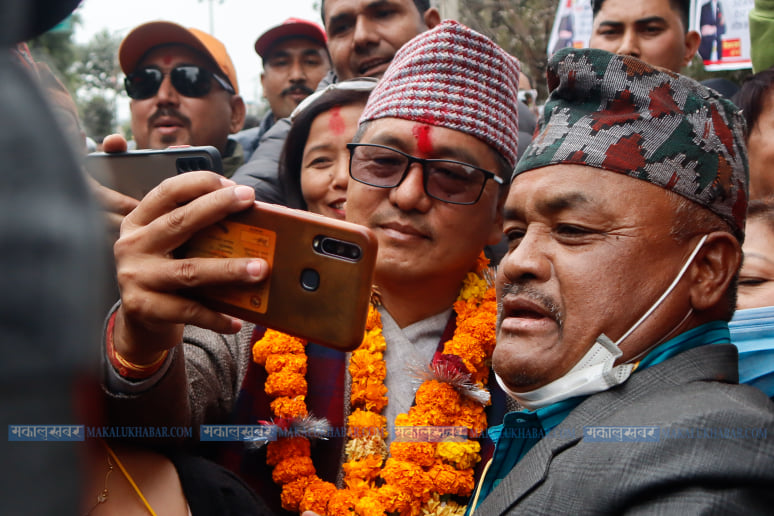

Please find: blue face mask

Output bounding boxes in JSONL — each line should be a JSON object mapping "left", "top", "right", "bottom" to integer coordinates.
{"left": 729, "top": 305, "right": 774, "bottom": 398}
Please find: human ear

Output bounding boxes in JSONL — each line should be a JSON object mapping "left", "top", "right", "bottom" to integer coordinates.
{"left": 423, "top": 8, "right": 441, "bottom": 29}
{"left": 687, "top": 231, "right": 742, "bottom": 312}
{"left": 683, "top": 30, "right": 701, "bottom": 67}
{"left": 229, "top": 95, "right": 247, "bottom": 134}
{"left": 486, "top": 185, "right": 508, "bottom": 247}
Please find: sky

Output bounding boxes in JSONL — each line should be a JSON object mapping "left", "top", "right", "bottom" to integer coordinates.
{"left": 72, "top": 0, "right": 323, "bottom": 106}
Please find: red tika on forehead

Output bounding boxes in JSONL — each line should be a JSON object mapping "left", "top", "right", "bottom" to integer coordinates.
{"left": 359, "top": 20, "right": 521, "bottom": 168}
{"left": 412, "top": 124, "right": 434, "bottom": 156}
{"left": 328, "top": 106, "right": 345, "bottom": 135}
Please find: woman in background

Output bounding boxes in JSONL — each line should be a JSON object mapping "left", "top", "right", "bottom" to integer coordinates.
{"left": 731, "top": 197, "right": 774, "bottom": 399}
{"left": 279, "top": 78, "right": 377, "bottom": 219}
{"left": 737, "top": 197, "right": 774, "bottom": 309}
{"left": 736, "top": 69, "right": 774, "bottom": 200}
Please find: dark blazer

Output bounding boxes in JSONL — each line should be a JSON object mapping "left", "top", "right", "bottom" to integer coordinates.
{"left": 699, "top": 0, "right": 726, "bottom": 61}
{"left": 475, "top": 344, "right": 774, "bottom": 515}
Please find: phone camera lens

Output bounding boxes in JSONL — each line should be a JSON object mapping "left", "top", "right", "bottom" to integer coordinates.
{"left": 321, "top": 237, "right": 337, "bottom": 255}
{"left": 317, "top": 236, "right": 362, "bottom": 262}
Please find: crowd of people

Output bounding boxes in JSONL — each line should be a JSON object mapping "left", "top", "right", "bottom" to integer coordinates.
{"left": 4, "top": 0, "right": 774, "bottom": 514}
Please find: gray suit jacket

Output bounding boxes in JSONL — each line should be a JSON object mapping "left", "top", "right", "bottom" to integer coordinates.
{"left": 476, "top": 344, "right": 774, "bottom": 515}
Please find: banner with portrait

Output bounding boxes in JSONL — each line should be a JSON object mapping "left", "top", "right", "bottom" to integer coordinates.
{"left": 547, "top": 0, "right": 593, "bottom": 57}
{"left": 548, "top": 0, "right": 754, "bottom": 71}
{"left": 690, "top": 0, "right": 754, "bottom": 70}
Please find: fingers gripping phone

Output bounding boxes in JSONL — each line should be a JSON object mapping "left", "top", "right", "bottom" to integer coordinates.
{"left": 83, "top": 146, "right": 222, "bottom": 200}
{"left": 177, "top": 202, "right": 378, "bottom": 351}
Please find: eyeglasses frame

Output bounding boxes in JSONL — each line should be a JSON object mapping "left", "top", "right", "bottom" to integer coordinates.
{"left": 346, "top": 142, "right": 504, "bottom": 205}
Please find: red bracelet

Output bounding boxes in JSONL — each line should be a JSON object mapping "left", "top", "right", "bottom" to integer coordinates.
{"left": 106, "top": 311, "right": 169, "bottom": 380}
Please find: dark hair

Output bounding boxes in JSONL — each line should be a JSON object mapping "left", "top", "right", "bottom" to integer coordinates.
{"left": 592, "top": 0, "right": 691, "bottom": 30}
{"left": 321, "top": 0, "right": 431, "bottom": 24}
{"left": 735, "top": 69, "right": 774, "bottom": 135}
{"left": 280, "top": 88, "right": 372, "bottom": 210}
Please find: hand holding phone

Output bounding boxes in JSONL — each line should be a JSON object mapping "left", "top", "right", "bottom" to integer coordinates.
{"left": 177, "top": 202, "right": 378, "bottom": 351}
{"left": 112, "top": 172, "right": 262, "bottom": 365}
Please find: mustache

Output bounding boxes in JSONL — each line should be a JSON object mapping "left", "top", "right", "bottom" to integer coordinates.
{"left": 148, "top": 107, "right": 191, "bottom": 127}
{"left": 371, "top": 212, "right": 433, "bottom": 238}
{"left": 281, "top": 84, "right": 315, "bottom": 97}
{"left": 497, "top": 282, "right": 564, "bottom": 330}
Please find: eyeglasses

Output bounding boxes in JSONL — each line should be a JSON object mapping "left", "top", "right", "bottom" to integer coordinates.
{"left": 289, "top": 77, "right": 379, "bottom": 121}
{"left": 347, "top": 143, "right": 504, "bottom": 205}
{"left": 124, "top": 65, "right": 235, "bottom": 100}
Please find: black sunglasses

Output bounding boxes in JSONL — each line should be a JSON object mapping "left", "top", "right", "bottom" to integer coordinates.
{"left": 124, "top": 65, "right": 235, "bottom": 100}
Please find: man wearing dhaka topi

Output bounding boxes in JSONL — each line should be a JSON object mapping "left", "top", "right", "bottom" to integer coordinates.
{"left": 100, "top": 21, "right": 522, "bottom": 515}
{"left": 471, "top": 47, "right": 774, "bottom": 514}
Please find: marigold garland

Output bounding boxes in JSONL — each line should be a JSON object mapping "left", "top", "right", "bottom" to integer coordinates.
{"left": 251, "top": 253, "right": 497, "bottom": 515}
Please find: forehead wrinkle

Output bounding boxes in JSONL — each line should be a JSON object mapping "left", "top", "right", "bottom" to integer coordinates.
{"left": 504, "top": 190, "right": 594, "bottom": 222}
{"left": 536, "top": 191, "right": 593, "bottom": 215}
{"left": 744, "top": 252, "right": 774, "bottom": 265}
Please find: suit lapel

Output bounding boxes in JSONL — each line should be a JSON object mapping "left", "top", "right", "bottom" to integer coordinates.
{"left": 474, "top": 422, "right": 581, "bottom": 514}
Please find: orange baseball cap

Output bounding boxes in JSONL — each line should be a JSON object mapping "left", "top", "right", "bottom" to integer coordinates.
{"left": 119, "top": 21, "right": 239, "bottom": 94}
{"left": 254, "top": 17, "right": 327, "bottom": 59}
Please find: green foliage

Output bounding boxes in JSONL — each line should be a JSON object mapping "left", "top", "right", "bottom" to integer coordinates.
{"left": 458, "top": 0, "right": 561, "bottom": 101}
{"left": 73, "top": 29, "right": 122, "bottom": 93}
{"left": 80, "top": 95, "right": 114, "bottom": 142}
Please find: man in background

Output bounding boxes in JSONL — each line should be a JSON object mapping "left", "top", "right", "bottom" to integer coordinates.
{"left": 232, "top": 18, "right": 330, "bottom": 162}
{"left": 119, "top": 21, "right": 246, "bottom": 177}
{"left": 230, "top": 0, "right": 442, "bottom": 203}
{"left": 589, "top": 0, "right": 701, "bottom": 72}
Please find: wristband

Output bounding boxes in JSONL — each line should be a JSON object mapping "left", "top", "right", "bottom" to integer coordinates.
{"left": 106, "top": 311, "right": 169, "bottom": 380}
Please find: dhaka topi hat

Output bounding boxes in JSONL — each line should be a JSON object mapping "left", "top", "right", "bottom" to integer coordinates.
{"left": 359, "top": 20, "right": 521, "bottom": 169}
{"left": 515, "top": 47, "right": 748, "bottom": 239}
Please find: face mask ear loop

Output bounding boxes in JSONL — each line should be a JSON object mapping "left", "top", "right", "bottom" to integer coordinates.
{"left": 615, "top": 234, "right": 709, "bottom": 348}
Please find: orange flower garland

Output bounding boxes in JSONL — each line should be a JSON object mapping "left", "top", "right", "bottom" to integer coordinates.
{"left": 252, "top": 254, "right": 497, "bottom": 516}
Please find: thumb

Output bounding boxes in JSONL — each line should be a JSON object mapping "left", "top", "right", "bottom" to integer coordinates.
{"left": 102, "top": 133, "right": 128, "bottom": 153}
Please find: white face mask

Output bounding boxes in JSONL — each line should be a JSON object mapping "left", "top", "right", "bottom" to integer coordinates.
{"left": 497, "top": 234, "right": 709, "bottom": 410}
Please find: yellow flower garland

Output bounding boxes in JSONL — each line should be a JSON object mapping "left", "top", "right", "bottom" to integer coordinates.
{"left": 252, "top": 254, "right": 497, "bottom": 516}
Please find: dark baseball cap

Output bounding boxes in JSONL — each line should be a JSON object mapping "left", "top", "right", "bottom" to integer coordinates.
{"left": 254, "top": 17, "right": 327, "bottom": 58}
